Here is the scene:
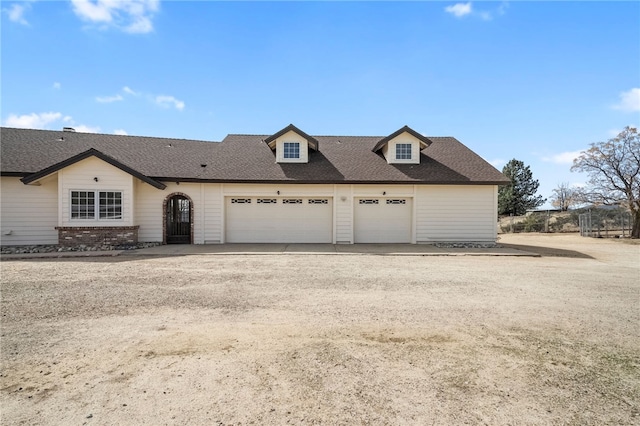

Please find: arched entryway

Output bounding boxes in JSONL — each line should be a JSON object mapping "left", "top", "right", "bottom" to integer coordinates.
{"left": 164, "top": 193, "right": 193, "bottom": 244}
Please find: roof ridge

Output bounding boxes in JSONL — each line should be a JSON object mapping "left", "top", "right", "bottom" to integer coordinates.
{"left": 227, "top": 133, "right": 455, "bottom": 139}
{"left": 228, "top": 134, "right": 383, "bottom": 138}
{"left": 1, "top": 127, "right": 220, "bottom": 144}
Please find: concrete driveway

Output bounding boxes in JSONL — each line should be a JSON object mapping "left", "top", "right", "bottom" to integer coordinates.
{"left": 122, "top": 242, "right": 538, "bottom": 257}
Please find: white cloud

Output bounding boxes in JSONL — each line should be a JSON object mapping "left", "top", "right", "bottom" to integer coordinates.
{"left": 70, "top": 0, "right": 112, "bottom": 23}
{"left": 446, "top": 2, "right": 508, "bottom": 21}
{"left": 479, "top": 11, "right": 492, "bottom": 21}
{"left": 542, "top": 150, "right": 583, "bottom": 165}
{"left": 70, "top": 0, "right": 159, "bottom": 34}
{"left": 488, "top": 158, "right": 505, "bottom": 168}
{"left": 5, "top": 2, "right": 31, "bottom": 25}
{"left": 612, "top": 88, "right": 640, "bottom": 112}
{"left": 497, "top": 2, "right": 509, "bottom": 16}
{"left": 123, "top": 86, "right": 139, "bottom": 96}
{"left": 96, "top": 94, "right": 124, "bottom": 103}
{"left": 53, "top": 82, "right": 61, "bottom": 89}
{"left": 3, "top": 111, "right": 99, "bottom": 133}
{"left": 156, "top": 95, "right": 185, "bottom": 111}
{"left": 95, "top": 86, "right": 186, "bottom": 112}
{"left": 125, "top": 16, "right": 152, "bottom": 33}
{"left": 114, "top": 129, "right": 128, "bottom": 135}
{"left": 4, "top": 112, "right": 63, "bottom": 128}
{"left": 73, "top": 124, "right": 101, "bottom": 133}
{"left": 445, "top": 2, "right": 472, "bottom": 18}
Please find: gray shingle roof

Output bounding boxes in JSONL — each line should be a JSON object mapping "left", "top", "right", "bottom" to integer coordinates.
{"left": 0, "top": 127, "right": 509, "bottom": 185}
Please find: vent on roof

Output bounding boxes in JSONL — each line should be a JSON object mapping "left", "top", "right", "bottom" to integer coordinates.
{"left": 63, "top": 127, "right": 76, "bottom": 132}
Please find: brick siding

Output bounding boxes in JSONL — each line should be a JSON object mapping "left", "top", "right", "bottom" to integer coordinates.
{"left": 55, "top": 226, "right": 139, "bottom": 247}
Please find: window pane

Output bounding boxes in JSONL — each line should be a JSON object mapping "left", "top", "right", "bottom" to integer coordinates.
{"left": 396, "top": 143, "right": 412, "bottom": 160}
{"left": 283, "top": 142, "right": 300, "bottom": 159}
{"left": 99, "top": 191, "right": 122, "bottom": 219}
{"left": 71, "top": 191, "right": 95, "bottom": 219}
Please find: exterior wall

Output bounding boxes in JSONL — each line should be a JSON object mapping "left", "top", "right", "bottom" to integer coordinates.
{"left": 0, "top": 176, "right": 58, "bottom": 245}
{"left": 59, "top": 157, "right": 134, "bottom": 227}
{"left": 203, "top": 184, "right": 223, "bottom": 243}
{"left": 1, "top": 175, "right": 499, "bottom": 246}
{"left": 334, "top": 185, "right": 353, "bottom": 243}
{"left": 415, "top": 185, "right": 498, "bottom": 242}
{"left": 274, "top": 131, "right": 309, "bottom": 163}
{"left": 383, "top": 132, "right": 422, "bottom": 164}
{"left": 135, "top": 181, "right": 205, "bottom": 243}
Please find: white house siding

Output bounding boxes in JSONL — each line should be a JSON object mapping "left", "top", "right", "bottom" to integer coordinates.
{"left": 1, "top": 178, "right": 500, "bottom": 246}
{"left": 204, "top": 184, "right": 223, "bottom": 243}
{"left": 334, "top": 185, "right": 353, "bottom": 244}
{"left": 135, "top": 181, "right": 205, "bottom": 243}
{"left": 59, "top": 157, "right": 134, "bottom": 227}
{"left": 415, "top": 185, "right": 498, "bottom": 242}
{"left": 0, "top": 176, "right": 58, "bottom": 245}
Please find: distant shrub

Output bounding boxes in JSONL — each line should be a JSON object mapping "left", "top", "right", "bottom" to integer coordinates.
{"left": 522, "top": 214, "right": 545, "bottom": 232}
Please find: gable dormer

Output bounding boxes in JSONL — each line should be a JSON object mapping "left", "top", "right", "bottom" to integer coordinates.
{"left": 264, "top": 124, "right": 319, "bottom": 164}
{"left": 372, "top": 125, "right": 432, "bottom": 164}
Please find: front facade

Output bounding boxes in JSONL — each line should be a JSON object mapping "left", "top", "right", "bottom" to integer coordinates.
{"left": 0, "top": 125, "right": 509, "bottom": 246}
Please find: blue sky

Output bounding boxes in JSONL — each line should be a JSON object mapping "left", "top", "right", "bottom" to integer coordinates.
{"left": 2, "top": 1, "right": 639, "bottom": 206}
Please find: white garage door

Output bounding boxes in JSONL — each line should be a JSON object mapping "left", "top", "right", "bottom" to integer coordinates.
{"left": 226, "top": 197, "right": 333, "bottom": 243}
{"left": 354, "top": 198, "right": 412, "bottom": 243}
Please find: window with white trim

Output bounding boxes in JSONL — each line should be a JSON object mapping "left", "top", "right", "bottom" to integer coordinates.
{"left": 71, "top": 191, "right": 122, "bottom": 220}
{"left": 283, "top": 142, "right": 300, "bottom": 159}
{"left": 396, "top": 143, "right": 412, "bottom": 160}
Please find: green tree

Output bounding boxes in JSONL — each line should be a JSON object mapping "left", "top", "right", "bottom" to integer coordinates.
{"left": 571, "top": 126, "right": 640, "bottom": 238}
{"left": 498, "top": 159, "right": 546, "bottom": 215}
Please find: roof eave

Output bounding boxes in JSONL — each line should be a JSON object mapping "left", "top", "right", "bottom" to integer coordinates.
{"left": 372, "top": 125, "right": 433, "bottom": 153}
{"left": 263, "top": 124, "right": 319, "bottom": 151}
{"left": 20, "top": 148, "right": 167, "bottom": 190}
{"left": 151, "top": 177, "right": 509, "bottom": 185}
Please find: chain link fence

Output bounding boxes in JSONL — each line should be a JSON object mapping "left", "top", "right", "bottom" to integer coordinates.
{"left": 500, "top": 207, "right": 632, "bottom": 237}
{"left": 578, "top": 208, "right": 633, "bottom": 238}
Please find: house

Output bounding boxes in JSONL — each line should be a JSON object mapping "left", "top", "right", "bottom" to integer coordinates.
{"left": 0, "top": 124, "right": 509, "bottom": 246}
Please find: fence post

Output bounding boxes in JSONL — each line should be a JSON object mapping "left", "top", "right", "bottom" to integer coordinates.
{"left": 545, "top": 210, "right": 550, "bottom": 233}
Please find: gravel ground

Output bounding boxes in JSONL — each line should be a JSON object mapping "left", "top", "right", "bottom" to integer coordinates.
{"left": 1, "top": 234, "right": 639, "bottom": 425}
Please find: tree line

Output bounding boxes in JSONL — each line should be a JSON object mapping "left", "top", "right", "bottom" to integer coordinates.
{"left": 497, "top": 126, "right": 639, "bottom": 238}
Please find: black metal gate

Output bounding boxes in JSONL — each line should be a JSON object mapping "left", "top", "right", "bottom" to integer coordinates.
{"left": 166, "top": 195, "right": 191, "bottom": 244}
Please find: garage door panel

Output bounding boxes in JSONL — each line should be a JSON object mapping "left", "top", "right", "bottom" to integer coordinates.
{"left": 354, "top": 198, "right": 412, "bottom": 243}
{"left": 226, "top": 197, "right": 332, "bottom": 243}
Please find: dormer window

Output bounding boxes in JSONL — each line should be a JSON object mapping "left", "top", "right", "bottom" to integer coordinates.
{"left": 396, "top": 143, "right": 412, "bottom": 160}
{"left": 264, "top": 124, "right": 320, "bottom": 164}
{"left": 283, "top": 142, "right": 300, "bottom": 159}
{"left": 372, "top": 126, "right": 433, "bottom": 165}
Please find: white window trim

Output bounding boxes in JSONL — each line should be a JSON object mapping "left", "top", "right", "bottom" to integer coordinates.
{"left": 70, "top": 190, "right": 124, "bottom": 221}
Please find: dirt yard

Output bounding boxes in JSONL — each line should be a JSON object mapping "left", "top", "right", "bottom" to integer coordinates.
{"left": 1, "top": 234, "right": 638, "bottom": 425}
